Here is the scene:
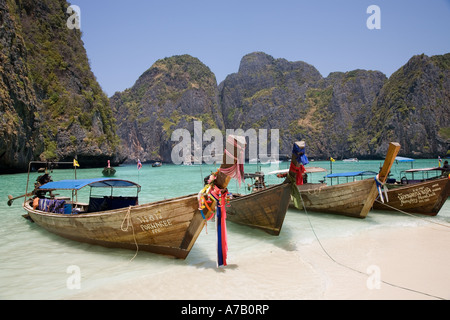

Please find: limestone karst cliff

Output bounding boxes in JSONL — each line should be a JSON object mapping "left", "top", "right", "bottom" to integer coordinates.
{"left": 1, "top": 0, "right": 449, "bottom": 172}
{"left": 112, "top": 52, "right": 449, "bottom": 163}
{"left": 0, "top": 0, "right": 119, "bottom": 173}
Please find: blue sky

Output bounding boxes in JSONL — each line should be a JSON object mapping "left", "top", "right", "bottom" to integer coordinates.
{"left": 72, "top": 0, "right": 450, "bottom": 97}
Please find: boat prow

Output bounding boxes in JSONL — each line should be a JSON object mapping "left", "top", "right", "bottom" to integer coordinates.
{"left": 227, "top": 183, "right": 291, "bottom": 235}
{"left": 225, "top": 141, "right": 308, "bottom": 235}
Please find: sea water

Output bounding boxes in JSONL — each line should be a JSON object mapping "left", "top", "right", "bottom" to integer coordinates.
{"left": 0, "top": 159, "right": 449, "bottom": 299}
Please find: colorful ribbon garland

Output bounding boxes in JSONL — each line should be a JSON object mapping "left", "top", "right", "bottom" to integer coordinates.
{"left": 289, "top": 162, "right": 306, "bottom": 186}
{"left": 197, "top": 135, "right": 245, "bottom": 268}
{"left": 198, "top": 173, "right": 231, "bottom": 267}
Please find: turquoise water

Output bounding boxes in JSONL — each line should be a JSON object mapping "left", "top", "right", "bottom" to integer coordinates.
{"left": 0, "top": 159, "right": 449, "bottom": 299}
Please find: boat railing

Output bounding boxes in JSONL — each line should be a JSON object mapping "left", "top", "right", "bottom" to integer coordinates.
{"left": 325, "top": 171, "right": 378, "bottom": 186}
{"left": 398, "top": 167, "right": 448, "bottom": 184}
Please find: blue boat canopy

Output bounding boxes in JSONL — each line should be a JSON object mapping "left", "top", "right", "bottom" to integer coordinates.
{"left": 39, "top": 178, "right": 141, "bottom": 191}
{"left": 326, "top": 171, "right": 378, "bottom": 178}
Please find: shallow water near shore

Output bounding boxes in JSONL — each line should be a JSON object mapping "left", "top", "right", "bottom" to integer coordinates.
{"left": 0, "top": 159, "right": 449, "bottom": 300}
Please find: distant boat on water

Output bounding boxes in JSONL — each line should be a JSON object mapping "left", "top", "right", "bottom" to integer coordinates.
{"left": 342, "top": 158, "right": 359, "bottom": 162}
{"left": 152, "top": 162, "right": 162, "bottom": 167}
{"left": 102, "top": 160, "right": 116, "bottom": 177}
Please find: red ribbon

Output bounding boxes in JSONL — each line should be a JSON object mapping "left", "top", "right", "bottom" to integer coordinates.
{"left": 289, "top": 162, "right": 306, "bottom": 185}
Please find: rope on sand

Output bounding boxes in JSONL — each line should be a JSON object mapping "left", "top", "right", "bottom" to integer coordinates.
{"left": 121, "top": 206, "right": 139, "bottom": 261}
{"left": 299, "top": 194, "right": 446, "bottom": 300}
{"left": 374, "top": 199, "right": 450, "bottom": 229}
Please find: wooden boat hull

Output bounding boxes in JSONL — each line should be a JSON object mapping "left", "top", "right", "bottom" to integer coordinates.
{"left": 293, "top": 179, "right": 377, "bottom": 218}
{"left": 290, "top": 142, "right": 401, "bottom": 219}
{"left": 102, "top": 167, "right": 116, "bottom": 177}
{"left": 227, "top": 182, "right": 291, "bottom": 235}
{"left": 23, "top": 194, "right": 206, "bottom": 259}
{"left": 373, "top": 177, "right": 450, "bottom": 216}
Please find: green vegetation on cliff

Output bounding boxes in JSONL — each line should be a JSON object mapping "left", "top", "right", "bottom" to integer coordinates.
{"left": 111, "top": 54, "right": 222, "bottom": 162}
{"left": 1, "top": 0, "right": 119, "bottom": 172}
{"left": 366, "top": 53, "right": 450, "bottom": 157}
{"left": 2, "top": 0, "right": 449, "bottom": 171}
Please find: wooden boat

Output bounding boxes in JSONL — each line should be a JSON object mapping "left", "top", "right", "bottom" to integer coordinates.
{"left": 290, "top": 142, "right": 401, "bottom": 218}
{"left": 102, "top": 167, "right": 116, "bottom": 177}
{"left": 23, "top": 178, "right": 206, "bottom": 259}
{"left": 224, "top": 141, "right": 306, "bottom": 235}
{"left": 373, "top": 167, "right": 450, "bottom": 216}
{"left": 226, "top": 183, "right": 291, "bottom": 235}
{"left": 102, "top": 160, "right": 116, "bottom": 177}
{"left": 21, "top": 137, "right": 246, "bottom": 259}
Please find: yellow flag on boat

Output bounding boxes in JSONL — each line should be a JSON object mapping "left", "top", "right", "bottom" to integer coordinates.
{"left": 330, "top": 157, "right": 335, "bottom": 162}
{"left": 73, "top": 159, "right": 80, "bottom": 167}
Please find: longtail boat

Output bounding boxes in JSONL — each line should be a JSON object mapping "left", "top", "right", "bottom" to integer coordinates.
{"left": 373, "top": 167, "right": 450, "bottom": 216}
{"left": 102, "top": 160, "right": 116, "bottom": 177}
{"left": 222, "top": 142, "right": 307, "bottom": 235}
{"left": 23, "top": 178, "right": 202, "bottom": 259}
{"left": 290, "top": 142, "right": 401, "bottom": 218}
{"left": 20, "top": 137, "right": 246, "bottom": 259}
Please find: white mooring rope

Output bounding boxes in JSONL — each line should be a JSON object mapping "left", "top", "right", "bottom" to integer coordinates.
{"left": 298, "top": 193, "right": 446, "bottom": 300}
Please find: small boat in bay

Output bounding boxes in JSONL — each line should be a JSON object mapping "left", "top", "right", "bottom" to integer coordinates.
{"left": 342, "top": 158, "right": 359, "bottom": 162}
{"left": 102, "top": 160, "right": 116, "bottom": 177}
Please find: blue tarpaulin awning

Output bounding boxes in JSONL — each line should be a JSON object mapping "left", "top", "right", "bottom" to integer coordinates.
{"left": 39, "top": 178, "right": 140, "bottom": 190}
{"left": 326, "top": 171, "right": 378, "bottom": 178}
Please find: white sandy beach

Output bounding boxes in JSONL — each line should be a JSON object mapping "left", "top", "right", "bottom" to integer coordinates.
{"left": 68, "top": 224, "right": 450, "bottom": 300}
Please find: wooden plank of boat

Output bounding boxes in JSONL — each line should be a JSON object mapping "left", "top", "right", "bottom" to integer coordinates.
{"left": 291, "top": 142, "right": 401, "bottom": 218}
{"left": 226, "top": 183, "right": 291, "bottom": 235}
{"left": 225, "top": 141, "right": 303, "bottom": 235}
{"left": 373, "top": 176, "right": 450, "bottom": 216}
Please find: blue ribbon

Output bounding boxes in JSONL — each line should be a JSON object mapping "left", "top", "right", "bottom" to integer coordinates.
{"left": 374, "top": 175, "right": 388, "bottom": 203}
{"left": 292, "top": 144, "right": 309, "bottom": 166}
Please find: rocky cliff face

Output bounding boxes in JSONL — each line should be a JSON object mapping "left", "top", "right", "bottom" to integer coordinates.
{"left": 2, "top": 0, "right": 449, "bottom": 173}
{"left": 0, "top": 0, "right": 119, "bottom": 173}
{"left": 0, "top": 0, "right": 40, "bottom": 172}
{"left": 110, "top": 55, "right": 222, "bottom": 163}
{"left": 366, "top": 53, "right": 450, "bottom": 158}
{"left": 219, "top": 52, "right": 388, "bottom": 159}
{"left": 113, "top": 51, "right": 449, "bottom": 162}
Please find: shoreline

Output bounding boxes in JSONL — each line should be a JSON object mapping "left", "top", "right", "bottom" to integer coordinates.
{"left": 67, "top": 223, "right": 450, "bottom": 300}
